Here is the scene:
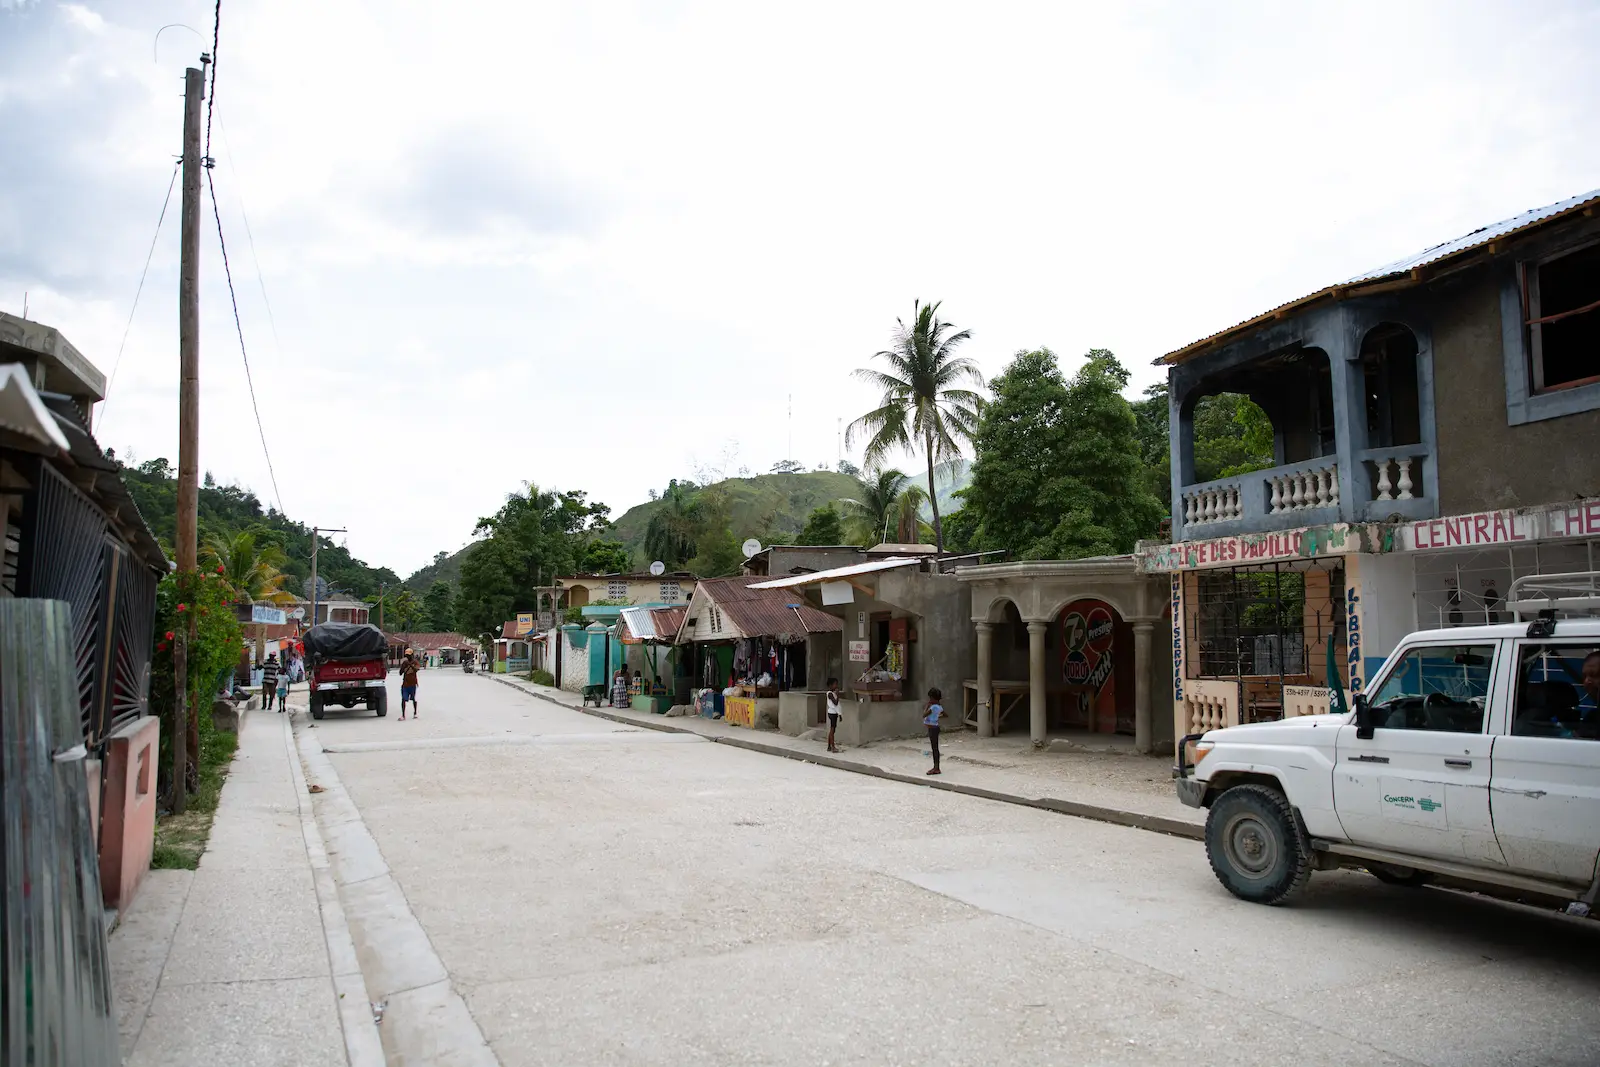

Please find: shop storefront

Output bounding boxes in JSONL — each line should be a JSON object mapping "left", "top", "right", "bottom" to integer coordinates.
{"left": 1142, "top": 497, "right": 1600, "bottom": 744}
{"left": 675, "top": 576, "right": 842, "bottom": 728}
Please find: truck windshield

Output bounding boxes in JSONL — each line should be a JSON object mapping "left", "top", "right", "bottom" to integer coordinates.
{"left": 1365, "top": 644, "right": 1495, "bottom": 733}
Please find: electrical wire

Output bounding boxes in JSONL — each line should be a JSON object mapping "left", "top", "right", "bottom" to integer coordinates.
{"left": 206, "top": 166, "right": 285, "bottom": 517}
{"left": 204, "top": 0, "right": 220, "bottom": 161}
{"left": 97, "top": 160, "right": 182, "bottom": 431}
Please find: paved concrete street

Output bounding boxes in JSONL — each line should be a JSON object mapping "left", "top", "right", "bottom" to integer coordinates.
{"left": 306, "top": 669, "right": 1600, "bottom": 1067}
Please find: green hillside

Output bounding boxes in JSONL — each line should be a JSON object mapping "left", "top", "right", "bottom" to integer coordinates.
{"left": 405, "top": 547, "right": 471, "bottom": 590}
{"left": 405, "top": 465, "right": 978, "bottom": 587}
{"left": 610, "top": 471, "right": 861, "bottom": 560}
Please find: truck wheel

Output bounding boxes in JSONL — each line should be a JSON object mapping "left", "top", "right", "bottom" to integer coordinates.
{"left": 371, "top": 690, "right": 388, "bottom": 717}
{"left": 310, "top": 695, "right": 325, "bottom": 721}
{"left": 1369, "top": 864, "right": 1433, "bottom": 888}
{"left": 1205, "top": 784, "right": 1312, "bottom": 905}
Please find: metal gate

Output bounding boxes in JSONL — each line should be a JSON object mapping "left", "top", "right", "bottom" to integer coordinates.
{"left": 1, "top": 598, "right": 121, "bottom": 1066}
{"left": 14, "top": 460, "right": 156, "bottom": 748}
{"left": 1187, "top": 558, "right": 1346, "bottom": 722}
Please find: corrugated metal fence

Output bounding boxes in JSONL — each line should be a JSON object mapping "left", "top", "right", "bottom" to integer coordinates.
{"left": 1, "top": 598, "right": 120, "bottom": 1066}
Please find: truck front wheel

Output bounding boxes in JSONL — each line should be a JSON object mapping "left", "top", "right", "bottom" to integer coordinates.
{"left": 1205, "top": 784, "right": 1312, "bottom": 905}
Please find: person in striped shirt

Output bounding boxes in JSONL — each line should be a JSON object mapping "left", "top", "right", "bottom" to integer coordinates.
{"left": 261, "top": 654, "right": 281, "bottom": 712}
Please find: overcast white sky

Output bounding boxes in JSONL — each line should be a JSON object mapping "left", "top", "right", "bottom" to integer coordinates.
{"left": 4, "top": 0, "right": 1599, "bottom": 576}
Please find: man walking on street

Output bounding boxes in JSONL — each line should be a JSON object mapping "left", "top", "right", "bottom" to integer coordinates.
{"left": 399, "top": 648, "right": 420, "bottom": 720}
{"left": 261, "top": 653, "right": 281, "bottom": 713}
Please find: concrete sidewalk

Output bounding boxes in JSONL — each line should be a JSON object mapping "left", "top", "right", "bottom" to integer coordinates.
{"left": 109, "top": 708, "right": 383, "bottom": 1067}
{"left": 485, "top": 673, "right": 1203, "bottom": 839}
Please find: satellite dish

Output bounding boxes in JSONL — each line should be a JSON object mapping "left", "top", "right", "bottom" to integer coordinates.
{"left": 742, "top": 539, "right": 762, "bottom": 559}
{"left": 302, "top": 575, "right": 330, "bottom": 600}
{"left": 649, "top": 560, "right": 666, "bottom": 576}
{"left": 290, "top": 607, "right": 305, "bottom": 621}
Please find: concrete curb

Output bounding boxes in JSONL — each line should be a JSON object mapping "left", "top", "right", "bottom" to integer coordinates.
{"left": 294, "top": 715, "right": 501, "bottom": 1067}
{"left": 485, "top": 673, "right": 1203, "bottom": 842}
{"left": 280, "top": 712, "right": 388, "bottom": 1067}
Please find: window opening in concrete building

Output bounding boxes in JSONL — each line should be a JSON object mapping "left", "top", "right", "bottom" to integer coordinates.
{"left": 1186, "top": 559, "right": 1346, "bottom": 722}
{"left": 1361, "top": 323, "right": 1421, "bottom": 448}
{"left": 1527, "top": 241, "right": 1600, "bottom": 393}
{"left": 1184, "top": 347, "right": 1334, "bottom": 474}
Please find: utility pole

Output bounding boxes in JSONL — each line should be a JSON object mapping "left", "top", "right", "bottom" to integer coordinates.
{"left": 378, "top": 581, "right": 385, "bottom": 630}
{"left": 308, "top": 526, "right": 346, "bottom": 628}
{"left": 172, "top": 60, "right": 206, "bottom": 815}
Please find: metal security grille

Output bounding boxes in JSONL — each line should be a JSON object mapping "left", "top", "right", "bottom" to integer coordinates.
{"left": 1189, "top": 559, "right": 1346, "bottom": 721}
{"left": 13, "top": 461, "right": 159, "bottom": 747}
{"left": 106, "top": 545, "right": 157, "bottom": 733}
{"left": 15, "top": 463, "right": 107, "bottom": 741}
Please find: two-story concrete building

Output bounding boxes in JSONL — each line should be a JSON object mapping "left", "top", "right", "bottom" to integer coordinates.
{"left": 1147, "top": 189, "right": 1600, "bottom": 743}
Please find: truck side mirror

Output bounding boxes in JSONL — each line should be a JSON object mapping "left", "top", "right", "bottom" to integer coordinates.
{"left": 1354, "top": 694, "right": 1376, "bottom": 740}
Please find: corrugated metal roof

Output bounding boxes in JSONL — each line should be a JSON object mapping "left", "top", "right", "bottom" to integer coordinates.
{"left": 749, "top": 557, "right": 922, "bottom": 590}
{"left": 1159, "top": 187, "right": 1600, "bottom": 365}
{"left": 386, "top": 631, "right": 477, "bottom": 650}
{"left": 691, "top": 576, "right": 843, "bottom": 640}
{"left": 650, "top": 606, "right": 686, "bottom": 639}
{"left": 620, "top": 606, "right": 687, "bottom": 642}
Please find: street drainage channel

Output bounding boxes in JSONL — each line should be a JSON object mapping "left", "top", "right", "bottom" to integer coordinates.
{"left": 319, "top": 731, "right": 707, "bottom": 754}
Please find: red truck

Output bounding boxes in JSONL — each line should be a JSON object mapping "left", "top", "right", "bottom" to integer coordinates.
{"left": 303, "top": 622, "right": 389, "bottom": 720}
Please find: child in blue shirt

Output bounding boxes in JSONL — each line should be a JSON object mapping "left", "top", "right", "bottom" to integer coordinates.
{"left": 923, "top": 687, "right": 944, "bottom": 776}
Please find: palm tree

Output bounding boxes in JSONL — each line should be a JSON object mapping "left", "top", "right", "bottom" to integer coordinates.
{"left": 841, "top": 468, "right": 934, "bottom": 546}
{"left": 202, "top": 530, "right": 294, "bottom": 605}
{"left": 840, "top": 468, "right": 910, "bottom": 546}
{"left": 847, "top": 301, "right": 984, "bottom": 552}
{"left": 203, "top": 530, "right": 294, "bottom": 664}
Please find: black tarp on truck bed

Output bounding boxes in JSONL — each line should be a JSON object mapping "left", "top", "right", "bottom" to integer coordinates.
{"left": 304, "top": 622, "right": 388, "bottom": 663}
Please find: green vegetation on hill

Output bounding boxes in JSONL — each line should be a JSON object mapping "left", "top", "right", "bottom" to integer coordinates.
{"left": 612, "top": 471, "right": 862, "bottom": 561}
{"left": 407, "top": 463, "right": 980, "bottom": 600}
{"left": 116, "top": 456, "right": 401, "bottom": 600}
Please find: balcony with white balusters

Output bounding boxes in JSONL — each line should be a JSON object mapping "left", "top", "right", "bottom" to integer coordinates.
{"left": 1178, "top": 457, "right": 1344, "bottom": 537}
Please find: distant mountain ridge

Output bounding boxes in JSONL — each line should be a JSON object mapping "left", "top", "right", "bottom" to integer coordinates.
{"left": 405, "top": 463, "right": 973, "bottom": 588}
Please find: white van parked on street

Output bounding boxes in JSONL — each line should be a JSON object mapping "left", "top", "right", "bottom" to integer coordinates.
{"left": 1175, "top": 572, "right": 1600, "bottom": 912}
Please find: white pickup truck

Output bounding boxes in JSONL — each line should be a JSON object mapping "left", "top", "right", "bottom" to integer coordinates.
{"left": 1174, "top": 575, "right": 1600, "bottom": 912}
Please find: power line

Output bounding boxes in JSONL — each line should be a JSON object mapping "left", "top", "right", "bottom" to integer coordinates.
{"left": 204, "top": 0, "right": 220, "bottom": 161}
{"left": 98, "top": 160, "right": 181, "bottom": 431}
{"left": 206, "top": 166, "right": 285, "bottom": 517}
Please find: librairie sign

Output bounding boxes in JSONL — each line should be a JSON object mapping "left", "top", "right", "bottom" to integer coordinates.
{"left": 250, "top": 604, "right": 287, "bottom": 625}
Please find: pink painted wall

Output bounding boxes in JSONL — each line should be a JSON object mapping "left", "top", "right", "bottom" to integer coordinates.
{"left": 99, "top": 715, "right": 160, "bottom": 910}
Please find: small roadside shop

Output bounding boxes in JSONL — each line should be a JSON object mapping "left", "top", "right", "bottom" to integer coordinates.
{"left": 617, "top": 605, "right": 688, "bottom": 711}
{"left": 750, "top": 556, "right": 974, "bottom": 745}
{"left": 675, "top": 576, "right": 842, "bottom": 727}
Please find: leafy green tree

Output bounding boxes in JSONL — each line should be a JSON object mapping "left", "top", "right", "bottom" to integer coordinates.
{"left": 579, "top": 539, "right": 631, "bottom": 574}
{"left": 423, "top": 580, "right": 456, "bottom": 632}
{"left": 643, "top": 480, "right": 701, "bottom": 569}
{"left": 797, "top": 504, "right": 844, "bottom": 545}
{"left": 962, "top": 348, "right": 1164, "bottom": 560}
{"left": 848, "top": 301, "right": 984, "bottom": 553}
{"left": 455, "top": 484, "right": 613, "bottom": 635}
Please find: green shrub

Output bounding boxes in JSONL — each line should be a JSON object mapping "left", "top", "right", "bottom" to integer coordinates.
{"left": 530, "top": 668, "right": 555, "bottom": 686}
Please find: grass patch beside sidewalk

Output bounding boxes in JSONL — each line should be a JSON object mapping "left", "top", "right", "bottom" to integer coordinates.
{"left": 151, "top": 707, "right": 240, "bottom": 870}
